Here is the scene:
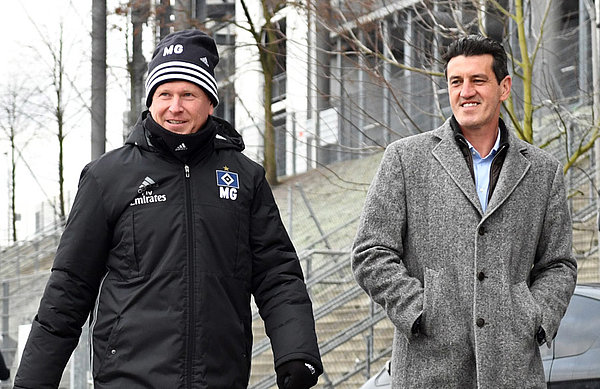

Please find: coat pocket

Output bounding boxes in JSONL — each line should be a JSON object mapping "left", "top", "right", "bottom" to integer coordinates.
{"left": 510, "top": 281, "right": 542, "bottom": 341}
{"left": 108, "top": 209, "right": 141, "bottom": 279}
{"left": 421, "top": 267, "right": 440, "bottom": 337}
{"left": 93, "top": 314, "right": 123, "bottom": 379}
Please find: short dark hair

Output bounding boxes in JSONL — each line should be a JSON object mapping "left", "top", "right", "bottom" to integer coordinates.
{"left": 442, "top": 35, "right": 509, "bottom": 84}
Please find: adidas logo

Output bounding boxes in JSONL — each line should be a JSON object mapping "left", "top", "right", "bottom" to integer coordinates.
{"left": 138, "top": 176, "right": 157, "bottom": 193}
{"left": 199, "top": 57, "right": 209, "bottom": 67}
{"left": 174, "top": 143, "right": 187, "bottom": 152}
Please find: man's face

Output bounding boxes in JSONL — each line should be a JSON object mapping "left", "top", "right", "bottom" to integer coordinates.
{"left": 447, "top": 54, "right": 511, "bottom": 133}
{"left": 149, "top": 80, "right": 214, "bottom": 134}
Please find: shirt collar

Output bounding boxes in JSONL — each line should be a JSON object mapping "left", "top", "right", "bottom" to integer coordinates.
{"left": 465, "top": 128, "right": 501, "bottom": 160}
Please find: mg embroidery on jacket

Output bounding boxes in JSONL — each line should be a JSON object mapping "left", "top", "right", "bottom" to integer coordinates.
{"left": 216, "top": 167, "right": 239, "bottom": 201}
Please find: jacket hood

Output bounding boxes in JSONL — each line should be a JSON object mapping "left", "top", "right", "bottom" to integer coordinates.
{"left": 212, "top": 115, "right": 245, "bottom": 151}
{"left": 125, "top": 111, "right": 245, "bottom": 152}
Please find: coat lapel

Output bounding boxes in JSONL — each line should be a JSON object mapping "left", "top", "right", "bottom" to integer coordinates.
{"left": 486, "top": 133, "right": 531, "bottom": 215}
{"left": 431, "top": 125, "right": 482, "bottom": 214}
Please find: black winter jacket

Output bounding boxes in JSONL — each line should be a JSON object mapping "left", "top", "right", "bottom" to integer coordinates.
{"left": 14, "top": 113, "right": 322, "bottom": 388}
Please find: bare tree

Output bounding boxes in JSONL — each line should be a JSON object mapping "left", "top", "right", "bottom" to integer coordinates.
{"left": 48, "top": 25, "right": 68, "bottom": 222}
{"left": 0, "top": 81, "right": 37, "bottom": 243}
{"left": 29, "top": 22, "right": 89, "bottom": 223}
{"left": 236, "top": 0, "right": 289, "bottom": 184}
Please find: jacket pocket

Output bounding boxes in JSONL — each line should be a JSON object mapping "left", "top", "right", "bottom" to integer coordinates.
{"left": 109, "top": 209, "right": 141, "bottom": 279}
{"left": 93, "top": 314, "right": 123, "bottom": 379}
{"left": 510, "top": 281, "right": 542, "bottom": 341}
{"left": 421, "top": 267, "right": 440, "bottom": 337}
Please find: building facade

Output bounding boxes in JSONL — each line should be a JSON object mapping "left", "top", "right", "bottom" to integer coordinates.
{"left": 233, "top": 0, "right": 598, "bottom": 176}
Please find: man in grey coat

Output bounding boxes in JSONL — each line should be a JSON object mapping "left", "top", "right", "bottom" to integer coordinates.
{"left": 352, "top": 35, "right": 577, "bottom": 388}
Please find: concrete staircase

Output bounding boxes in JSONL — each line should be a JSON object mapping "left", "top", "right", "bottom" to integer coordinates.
{"left": 248, "top": 153, "right": 394, "bottom": 388}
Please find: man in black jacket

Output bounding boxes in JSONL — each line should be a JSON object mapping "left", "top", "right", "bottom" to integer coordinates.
{"left": 14, "top": 29, "right": 322, "bottom": 389}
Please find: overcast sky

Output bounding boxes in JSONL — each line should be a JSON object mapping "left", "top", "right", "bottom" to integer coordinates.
{"left": 0, "top": 0, "right": 132, "bottom": 245}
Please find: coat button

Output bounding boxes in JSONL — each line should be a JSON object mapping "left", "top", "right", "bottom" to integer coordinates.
{"left": 478, "top": 226, "right": 486, "bottom": 235}
{"left": 476, "top": 318, "right": 485, "bottom": 327}
{"left": 110, "top": 349, "right": 116, "bottom": 355}
{"left": 477, "top": 271, "right": 486, "bottom": 281}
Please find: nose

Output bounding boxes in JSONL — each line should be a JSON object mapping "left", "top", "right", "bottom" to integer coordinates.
{"left": 168, "top": 96, "right": 183, "bottom": 112}
{"left": 460, "top": 80, "right": 476, "bottom": 98}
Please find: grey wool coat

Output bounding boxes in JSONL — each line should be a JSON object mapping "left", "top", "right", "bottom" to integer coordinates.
{"left": 352, "top": 118, "right": 577, "bottom": 389}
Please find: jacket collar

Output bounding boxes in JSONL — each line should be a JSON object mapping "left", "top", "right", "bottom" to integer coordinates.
{"left": 125, "top": 111, "right": 245, "bottom": 153}
{"left": 144, "top": 114, "right": 218, "bottom": 164}
{"left": 450, "top": 115, "right": 510, "bottom": 156}
{"left": 432, "top": 116, "right": 531, "bottom": 217}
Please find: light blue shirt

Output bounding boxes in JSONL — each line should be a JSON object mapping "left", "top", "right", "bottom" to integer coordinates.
{"left": 466, "top": 130, "right": 501, "bottom": 212}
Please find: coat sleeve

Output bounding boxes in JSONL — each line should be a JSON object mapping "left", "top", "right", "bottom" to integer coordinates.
{"left": 249, "top": 174, "right": 323, "bottom": 374}
{"left": 530, "top": 162, "right": 577, "bottom": 344}
{"left": 14, "top": 165, "right": 111, "bottom": 389}
{"left": 351, "top": 143, "right": 423, "bottom": 338}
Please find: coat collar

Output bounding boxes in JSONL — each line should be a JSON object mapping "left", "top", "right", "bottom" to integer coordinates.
{"left": 431, "top": 117, "right": 531, "bottom": 217}
{"left": 486, "top": 128, "right": 530, "bottom": 216}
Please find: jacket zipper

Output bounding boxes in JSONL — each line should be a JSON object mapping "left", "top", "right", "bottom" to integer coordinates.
{"left": 184, "top": 164, "right": 195, "bottom": 389}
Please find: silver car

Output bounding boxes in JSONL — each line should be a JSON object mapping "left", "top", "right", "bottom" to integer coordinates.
{"left": 360, "top": 283, "right": 600, "bottom": 388}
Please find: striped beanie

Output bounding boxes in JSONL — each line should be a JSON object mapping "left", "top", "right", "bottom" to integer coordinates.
{"left": 145, "top": 29, "right": 220, "bottom": 108}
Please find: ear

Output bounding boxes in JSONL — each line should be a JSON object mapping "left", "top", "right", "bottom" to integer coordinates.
{"left": 209, "top": 104, "right": 214, "bottom": 115}
{"left": 499, "top": 75, "right": 512, "bottom": 101}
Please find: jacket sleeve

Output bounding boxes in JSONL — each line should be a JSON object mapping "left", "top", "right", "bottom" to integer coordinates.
{"left": 530, "top": 162, "right": 577, "bottom": 344}
{"left": 249, "top": 174, "right": 323, "bottom": 374}
{"left": 14, "top": 165, "right": 111, "bottom": 389}
{"left": 351, "top": 143, "right": 423, "bottom": 337}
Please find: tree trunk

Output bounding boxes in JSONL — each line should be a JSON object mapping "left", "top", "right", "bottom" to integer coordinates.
{"left": 56, "top": 29, "right": 66, "bottom": 223}
{"left": 92, "top": 0, "right": 107, "bottom": 158}
{"left": 174, "top": 0, "right": 192, "bottom": 30}
{"left": 10, "top": 128, "right": 17, "bottom": 242}
{"left": 514, "top": 0, "right": 534, "bottom": 144}
{"left": 260, "top": 23, "right": 279, "bottom": 185}
{"left": 263, "top": 65, "right": 277, "bottom": 184}
{"left": 129, "top": 0, "right": 149, "bottom": 128}
{"left": 157, "top": 0, "right": 172, "bottom": 40}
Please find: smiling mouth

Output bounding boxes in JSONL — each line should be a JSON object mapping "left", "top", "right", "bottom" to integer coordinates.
{"left": 166, "top": 120, "right": 186, "bottom": 124}
{"left": 461, "top": 102, "right": 479, "bottom": 107}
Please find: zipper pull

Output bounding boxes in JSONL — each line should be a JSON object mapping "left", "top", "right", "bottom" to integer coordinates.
{"left": 185, "top": 165, "right": 190, "bottom": 178}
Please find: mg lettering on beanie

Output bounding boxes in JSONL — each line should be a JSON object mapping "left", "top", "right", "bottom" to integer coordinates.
{"left": 145, "top": 29, "right": 220, "bottom": 108}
